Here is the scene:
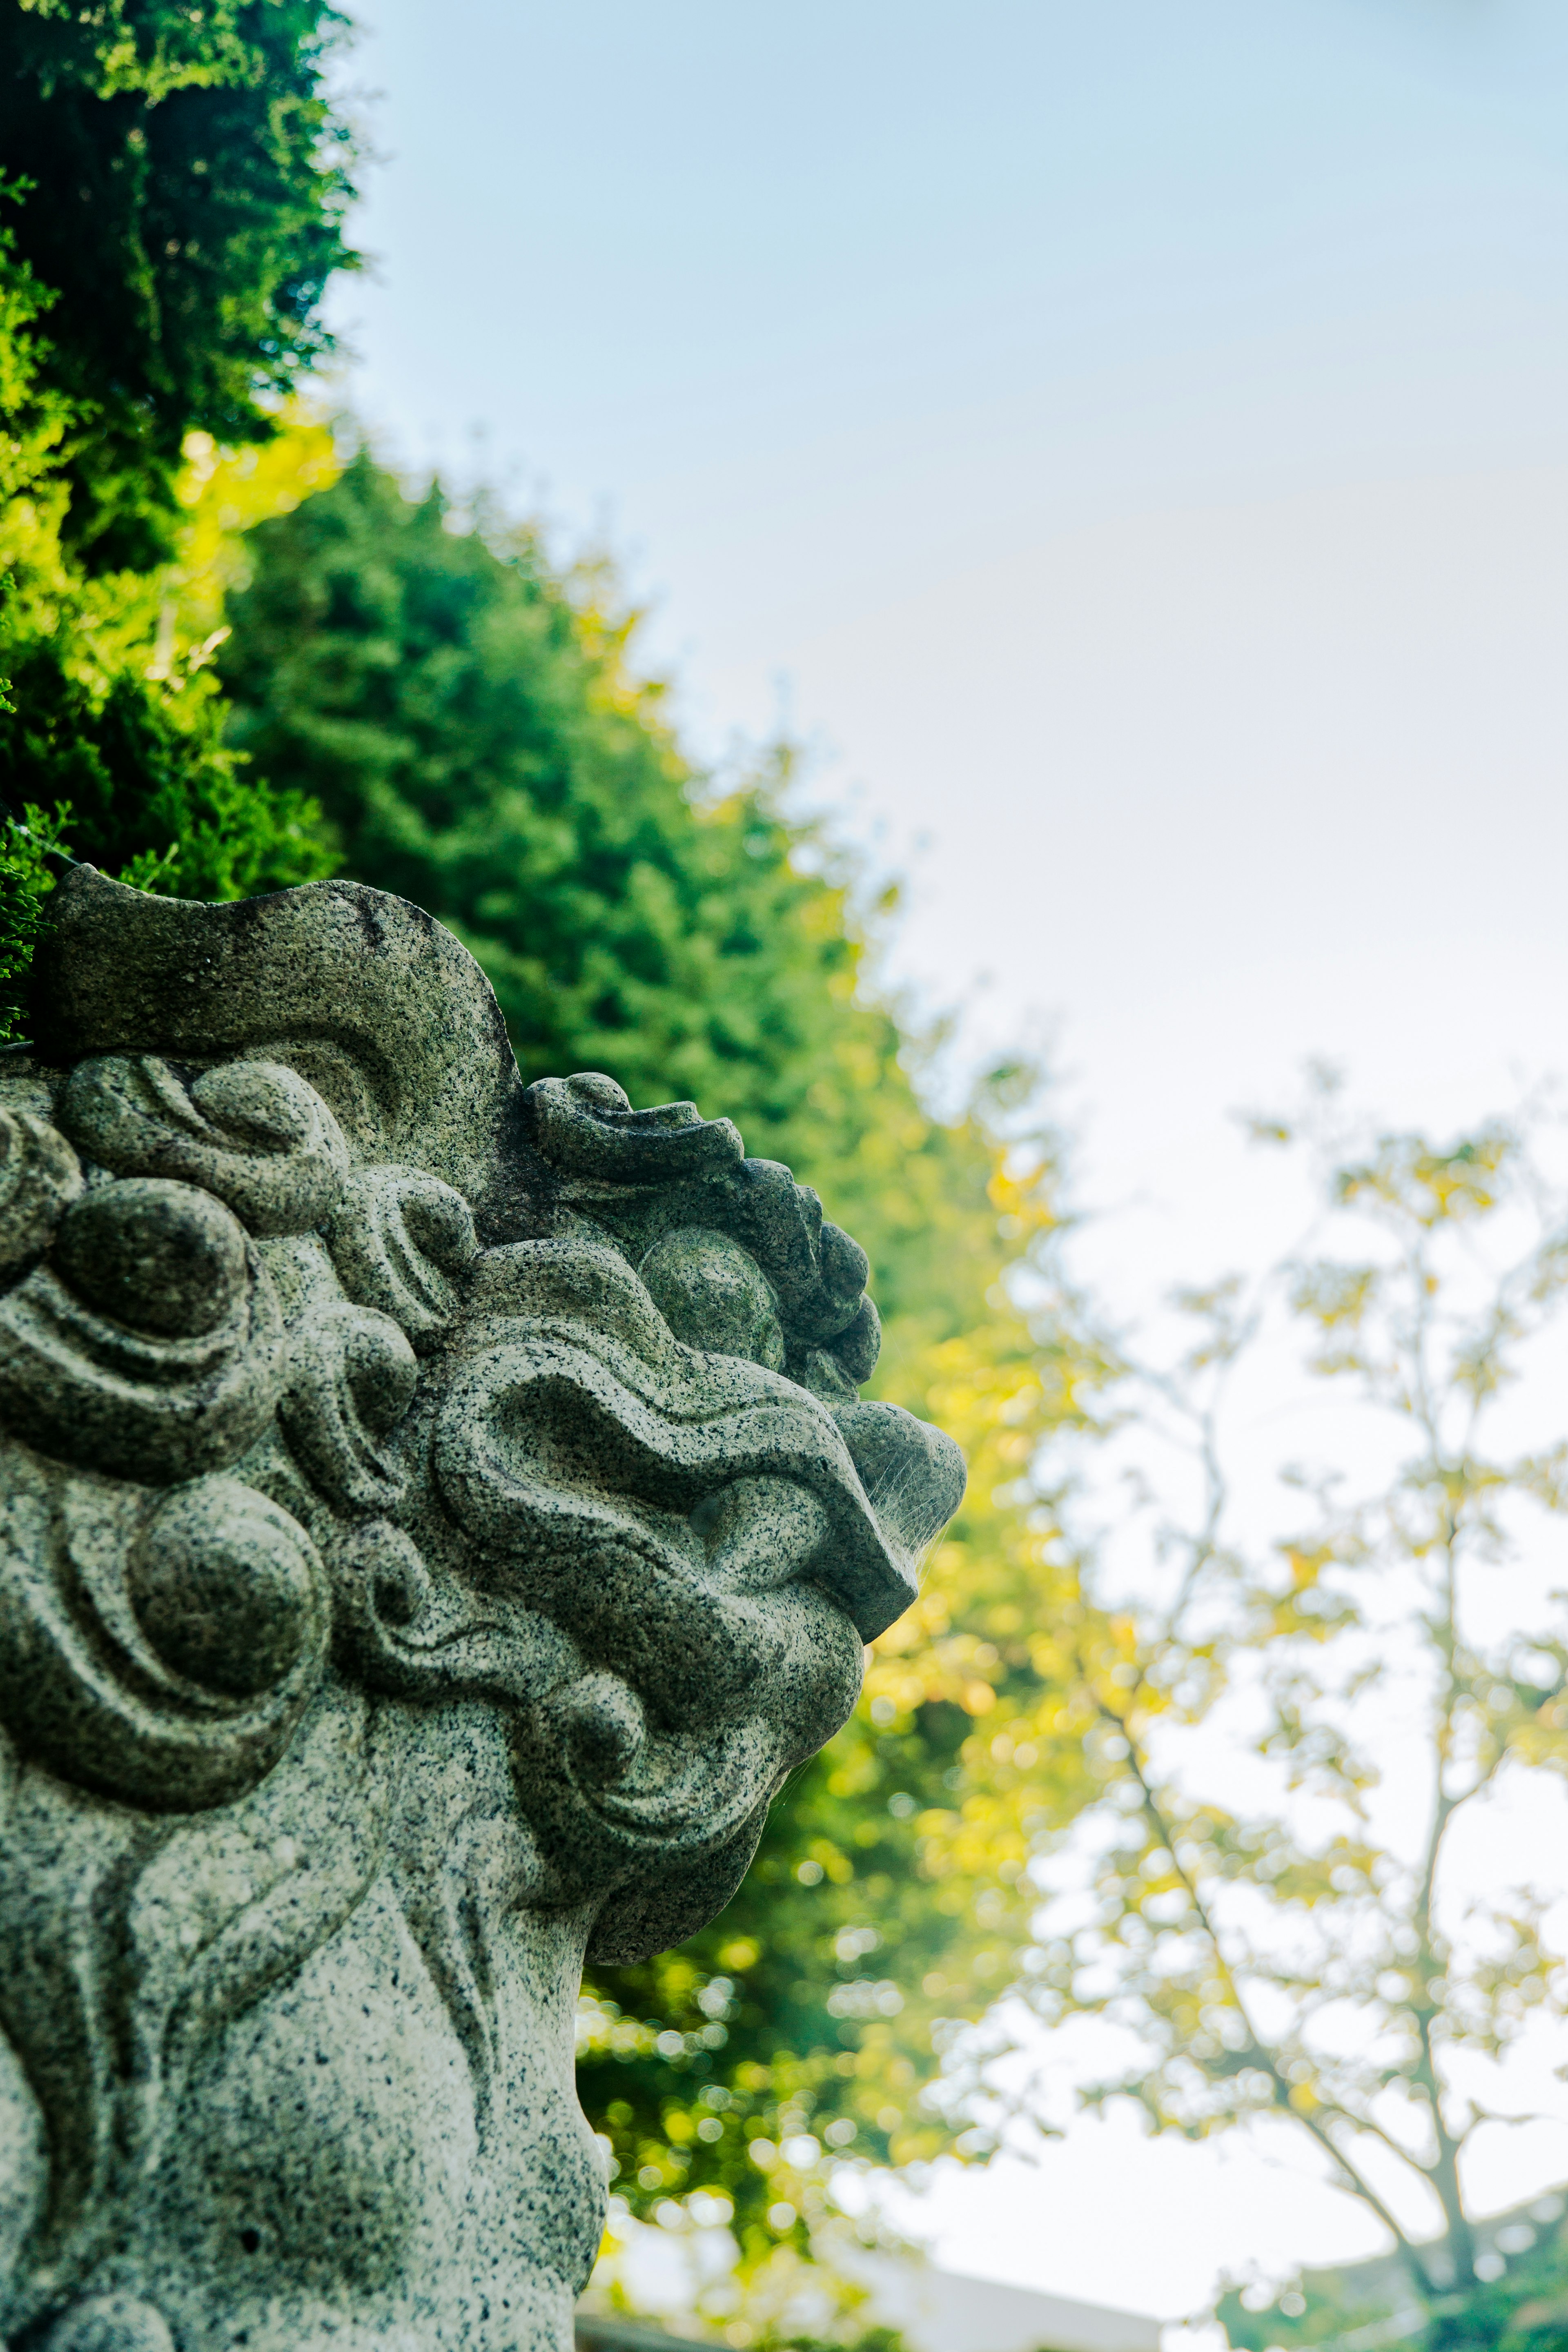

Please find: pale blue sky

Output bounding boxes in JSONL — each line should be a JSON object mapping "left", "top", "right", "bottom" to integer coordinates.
{"left": 329, "top": 2, "right": 1568, "bottom": 2314}
{"left": 335, "top": 1, "right": 1568, "bottom": 553}
{"left": 331, "top": 0, "right": 1568, "bottom": 1091}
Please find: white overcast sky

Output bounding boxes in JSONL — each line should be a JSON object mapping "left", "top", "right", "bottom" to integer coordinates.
{"left": 328, "top": 0, "right": 1568, "bottom": 2320}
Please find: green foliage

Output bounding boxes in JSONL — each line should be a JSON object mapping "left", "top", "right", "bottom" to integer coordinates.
{"left": 0, "top": 398, "right": 336, "bottom": 1036}
{"left": 1220, "top": 2270, "right": 1405, "bottom": 2352}
{"left": 0, "top": 11, "right": 349, "bottom": 1036}
{"left": 0, "top": 804, "right": 70, "bottom": 1041}
{"left": 0, "top": 176, "right": 71, "bottom": 519}
{"left": 968, "top": 1074, "right": 1568, "bottom": 2341}
{"left": 0, "top": 0, "right": 357, "bottom": 568}
{"left": 0, "top": 613, "right": 331, "bottom": 916}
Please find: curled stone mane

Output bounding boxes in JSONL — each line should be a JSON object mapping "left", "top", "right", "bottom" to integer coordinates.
{"left": 0, "top": 869, "right": 964, "bottom": 2352}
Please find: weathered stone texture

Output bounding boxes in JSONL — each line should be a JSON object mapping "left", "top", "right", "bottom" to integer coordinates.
{"left": 0, "top": 869, "right": 964, "bottom": 2352}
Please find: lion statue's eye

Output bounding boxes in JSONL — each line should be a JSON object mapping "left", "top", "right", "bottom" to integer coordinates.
{"left": 638, "top": 1226, "right": 786, "bottom": 1372}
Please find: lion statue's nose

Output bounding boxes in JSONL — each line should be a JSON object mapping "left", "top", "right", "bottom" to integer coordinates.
{"left": 832, "top": 1398, "right": 966, "bottom": 1563}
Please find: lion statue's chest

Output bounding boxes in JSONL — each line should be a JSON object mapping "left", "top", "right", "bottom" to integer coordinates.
{"left": 121, "top": 1711, "right": 606, "bottom": 2352}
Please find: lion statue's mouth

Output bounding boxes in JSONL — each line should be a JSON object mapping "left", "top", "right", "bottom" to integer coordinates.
{"left": 548, "top": 1669, "right": 806, "bottom": 1844}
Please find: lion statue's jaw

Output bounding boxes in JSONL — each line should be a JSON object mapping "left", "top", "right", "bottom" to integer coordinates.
{"left": 0, "top": 871, "right": 964, "bottom": 2352}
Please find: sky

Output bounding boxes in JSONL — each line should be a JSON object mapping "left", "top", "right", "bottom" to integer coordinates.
{"left": 327, "top": 0, "right": 1568, "bottom": 2323}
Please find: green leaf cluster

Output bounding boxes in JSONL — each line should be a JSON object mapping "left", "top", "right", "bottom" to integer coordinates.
{"left": 0, "top": 0, "right": 354, "bottom": 1032}
{"left": 1, "top": 0, "right": 357, "bottom": 569}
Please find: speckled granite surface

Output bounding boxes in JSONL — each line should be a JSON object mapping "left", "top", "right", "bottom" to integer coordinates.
{"left": 0, "top": 869, "right": 963, "bottom": 2352}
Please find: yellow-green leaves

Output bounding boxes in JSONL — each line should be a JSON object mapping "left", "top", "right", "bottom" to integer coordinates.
{"left": 987, "top": 1090, "right": 1568, "bottom": 2319}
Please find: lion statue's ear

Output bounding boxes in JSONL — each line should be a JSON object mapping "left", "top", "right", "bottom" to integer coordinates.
{"left": 586, "top": 1795, "right": 773, "bottom": 1967}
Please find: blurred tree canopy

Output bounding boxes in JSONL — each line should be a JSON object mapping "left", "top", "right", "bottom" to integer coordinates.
{"left": 971, "top": 1082, "right": 1568, "bottom": 2352}
{"left": 218, "top": 454, "right": 997, "bottom": 1355}
{"left": 1221, "top": 2198, "right": 1568, "bottom": 2352}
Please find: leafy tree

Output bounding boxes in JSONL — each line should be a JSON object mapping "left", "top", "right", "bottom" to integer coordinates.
{"left": 0, "top": 0, "right": 356, "bottom": 1031}
{"left": 0, "top": 0, "right": 356, "bottom": 569}
{"left": 978, "top": 1077, "right": 1568, "bottom": 2349}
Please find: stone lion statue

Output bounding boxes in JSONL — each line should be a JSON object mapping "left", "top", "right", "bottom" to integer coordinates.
{"left": 0, "top": 869, "right": 963, "bottom": 2352}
